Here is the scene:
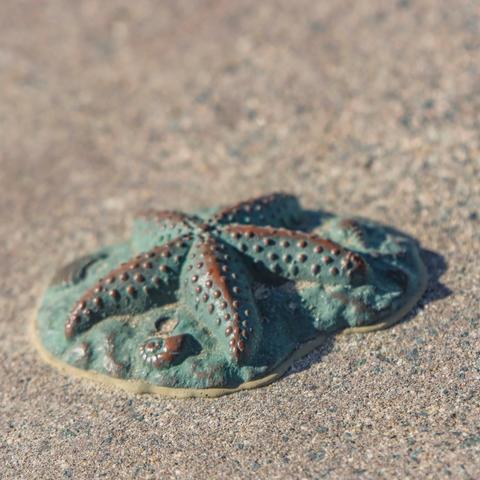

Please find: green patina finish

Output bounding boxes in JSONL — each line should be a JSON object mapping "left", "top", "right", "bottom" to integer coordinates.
{"left": 36, "top": 193, "right": 426, "bottom": 392}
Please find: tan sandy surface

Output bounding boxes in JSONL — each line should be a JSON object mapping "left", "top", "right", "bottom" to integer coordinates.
{"left": 1, "top": 1, "right": 479, "bottom": 478}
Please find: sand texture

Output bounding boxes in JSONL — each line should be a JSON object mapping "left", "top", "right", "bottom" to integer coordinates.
{"left": 1, "top": 1, "right": 479, "bottom": 478}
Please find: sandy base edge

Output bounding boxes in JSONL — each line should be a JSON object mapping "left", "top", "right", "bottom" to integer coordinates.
{"left": 30, "top": 317, "right": 327, "bottom": 398}
{"left": 341, "top": 247, "right": 428, "bottom": 334}
{"left": 30, "top": 249, "right": 428, "bottom": 398}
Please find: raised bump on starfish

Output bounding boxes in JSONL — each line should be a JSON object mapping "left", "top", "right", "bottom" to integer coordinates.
{"left": 35, "top": 192, "right": 428, "bottom": 396}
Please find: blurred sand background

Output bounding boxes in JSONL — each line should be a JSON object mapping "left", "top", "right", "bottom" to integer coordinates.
{"left": 1, "top": 1, "right": 479, "bottom": 478}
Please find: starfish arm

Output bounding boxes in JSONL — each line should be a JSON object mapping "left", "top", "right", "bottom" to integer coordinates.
{"left": 212, "top": 192, "right": 302, "bottom": 228}
{"left": 65, "top": 235, "right": 193, "bottom": 338}
{"left": 179, "top": 235, "right": 263, "bottom": 364}
{"left": 220, "top": 225, "right": 369, "bottom": 286}
{"left": 131, "top": 210, "right": 198, "bottom": 253}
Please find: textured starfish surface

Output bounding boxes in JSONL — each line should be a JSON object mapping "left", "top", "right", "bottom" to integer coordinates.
{"left": 35, "top": 193, "right": 427, "bottom": 396}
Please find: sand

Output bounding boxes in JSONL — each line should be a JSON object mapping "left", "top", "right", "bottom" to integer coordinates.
{"left": 1, "top": 0, "right": 479, "bottom": 478}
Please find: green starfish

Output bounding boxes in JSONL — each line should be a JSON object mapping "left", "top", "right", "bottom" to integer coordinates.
{"left": 34, "top": 193, "right": 427, "bottom": 397}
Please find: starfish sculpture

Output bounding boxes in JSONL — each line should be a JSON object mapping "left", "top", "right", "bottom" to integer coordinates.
{"left": 64, "top": 193, "right": 369, "bottom": 364}
{"left": 35, "top": 193, "right": 427, "bottom": 396}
